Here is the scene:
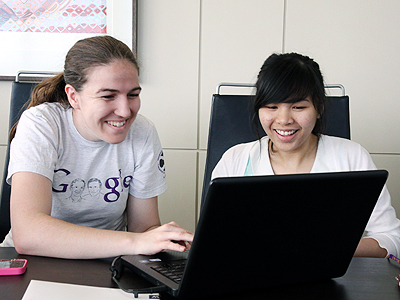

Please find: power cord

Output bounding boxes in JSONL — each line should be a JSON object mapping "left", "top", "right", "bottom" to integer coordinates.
{"left": 110, "top": 256, "right": 168, "bottom": 298}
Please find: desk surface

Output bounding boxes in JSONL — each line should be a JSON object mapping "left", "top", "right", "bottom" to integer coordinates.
{"left": 1, "top": 247, "right": 399, "bottom": 300}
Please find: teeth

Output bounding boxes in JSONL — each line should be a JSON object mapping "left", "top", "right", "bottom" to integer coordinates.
{"left": 275, "top": 129, "right": 296, "bottom": 136}
{"left": 107, "top": 121, "right": 126, "bottom": 128}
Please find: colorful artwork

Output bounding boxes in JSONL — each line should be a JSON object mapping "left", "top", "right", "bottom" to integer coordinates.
{"left": 0, "top": 0, "right": 107, "bottom": 33}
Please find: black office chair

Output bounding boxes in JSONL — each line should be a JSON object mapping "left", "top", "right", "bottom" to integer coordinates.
{"left": 0, "top": 71, "right": 55, "bottom": 241}
{"left": 200, "top": 83, "right": 350, "bottom": 208}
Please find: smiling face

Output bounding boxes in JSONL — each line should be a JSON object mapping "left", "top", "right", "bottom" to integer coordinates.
{"left": 258, "top": 97, "right": 319, "bottom": 154}
{"left": 88, "top": 181, "right": 101, "bottom": 196}
{"left": 71, "top": 181, "right": 85, "bottom": 196}
{"left": 65, "top": 59, "right": 141, "bottom": 144}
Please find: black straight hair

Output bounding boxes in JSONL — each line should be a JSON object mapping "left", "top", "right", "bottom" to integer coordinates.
{"left": 252, "top": 53, "right": 326, "bottom": 139}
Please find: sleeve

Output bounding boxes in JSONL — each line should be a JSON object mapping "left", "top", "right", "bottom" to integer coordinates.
{"left": 7, "top": 108, "right": 59, "bottom": 184}
{"left": 364, "top": 185, "right": 400, "bottom": 257}
{"left": 129, "top": 117, "right": 167, "bottom": 199}
{"left": 352, "top": 143, "right": 400, "bottom": 257}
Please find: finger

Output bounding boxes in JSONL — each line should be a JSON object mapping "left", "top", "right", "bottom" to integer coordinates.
{"left": 165, "top": 241, "right": 189, "bottom": 252}
{"left": 164, "top": 221, "right": 185, "bottom": 230}
{"left": 172, "top": 240, "right": 192, "bottom": 249}
{"left": 160, "top": 223, "right": 194, "bottom": 238}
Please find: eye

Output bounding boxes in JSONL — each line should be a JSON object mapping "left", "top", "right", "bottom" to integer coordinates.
{"left": 292, "top": 105, "right": 306, "bottom": 110}
{"left": 292, "top": 101, "right": 311, "bottom": 110}
{"left": 265, "top": 105, "right": 278, "bottom": 110}
{"left": 128, "top": 88, "right": 141, "bottom": 99}
{"left": 101, "top": 94, "right": 116, "bottom": 100}
{"left": 128, "top": 92, "right": 140, "bottom": 99}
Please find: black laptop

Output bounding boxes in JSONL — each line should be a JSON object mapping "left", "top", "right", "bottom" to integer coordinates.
{"left": 121, "top": 170, "right": 388, "bottom": 299}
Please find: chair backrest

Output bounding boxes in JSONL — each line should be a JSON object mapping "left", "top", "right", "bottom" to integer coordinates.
{"left": 200, "top": 84, "right": 350, "bottom": 208}
{"left": 0, "top": 71, "right": 55, "bottom": 241}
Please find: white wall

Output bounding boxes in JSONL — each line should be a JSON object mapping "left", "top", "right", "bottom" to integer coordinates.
{"left": 283, "top": 0, "right": 400, "bottom": 217}
{"left": 0, "top": 0, "right": 399, "bottom": 233}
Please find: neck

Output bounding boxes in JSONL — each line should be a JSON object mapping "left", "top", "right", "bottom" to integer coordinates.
{"left": 268, "top": 135, "right": 318, "bottom": 175}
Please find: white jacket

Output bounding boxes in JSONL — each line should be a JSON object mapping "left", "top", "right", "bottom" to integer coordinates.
{"left": 212, "top": 135, "right": 400, "bottom": 257}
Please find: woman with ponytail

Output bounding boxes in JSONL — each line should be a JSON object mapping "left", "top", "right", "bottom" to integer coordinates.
{"left": 1, "top": 36, "right": 193, "bottom": 259}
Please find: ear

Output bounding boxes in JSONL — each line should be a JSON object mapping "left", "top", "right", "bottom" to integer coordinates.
{"left": 65, "top": 84, "right": 80, "bottom": 109}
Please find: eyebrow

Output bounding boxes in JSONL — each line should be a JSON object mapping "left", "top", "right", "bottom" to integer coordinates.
{"left": 96, "top": 87, "right": 142, "bottom": 94}
{"left": 291, "top": 98, "right": 312, "bottom": 104}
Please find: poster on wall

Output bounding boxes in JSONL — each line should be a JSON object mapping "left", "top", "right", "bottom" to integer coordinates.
{"left": 0, "top": 0, "right": 136, "bottom": 80}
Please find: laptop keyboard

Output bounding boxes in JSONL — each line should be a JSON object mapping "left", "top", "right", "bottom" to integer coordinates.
{"left": 151, "top": 260, "right": 186, "bottom": 284}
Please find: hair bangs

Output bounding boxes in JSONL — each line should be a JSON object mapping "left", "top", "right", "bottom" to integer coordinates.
{"left": 281, "top": 62, "right": 316, "bottom": 104}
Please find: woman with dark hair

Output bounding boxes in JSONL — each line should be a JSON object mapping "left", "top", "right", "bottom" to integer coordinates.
{"left": 0, "top": 36, "right": 193, "bottom": 258}
{"left": 212, "top": 52, "right": 400, "bottom": 258}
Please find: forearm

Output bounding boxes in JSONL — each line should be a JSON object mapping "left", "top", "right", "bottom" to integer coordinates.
{"left": 354, "top": 238, "right": 388, "bottom": 258}
{"left": 13, "top": 213, "right": 193, "bottom": 259}
{"left": 13, "top": 213, "right": 139, "bottom": 259}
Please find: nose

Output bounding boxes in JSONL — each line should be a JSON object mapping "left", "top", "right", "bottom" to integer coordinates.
{"left": 114, "top": 96, "right": 132, "bottom": 118}
{"left": 276, "top": 107, "right": 293, "bottom": 125}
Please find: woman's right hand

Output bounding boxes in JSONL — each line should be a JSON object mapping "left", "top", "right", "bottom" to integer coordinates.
{"left": 132, "top": 221, "right": 194, "bottom": 255}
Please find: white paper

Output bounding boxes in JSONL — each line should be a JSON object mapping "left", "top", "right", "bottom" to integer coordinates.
{"left": 22, "top": 280, "right": 160, "bottom": 300}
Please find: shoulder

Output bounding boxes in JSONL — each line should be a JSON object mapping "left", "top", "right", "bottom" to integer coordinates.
{"left": 16, "top": 103, "right": 70, "bottom": 143}
{"left": 319, "top": 135, "right": 366, "bottom": 153}
{"left": 21, "top": 102, "right": 69, "bottom": 124}
{"left": 130, "top": 114, "right": 155, "bottom": 132}
{"left": 124, "top": 114, "right": 161, "bottom": 149}
{"left": 17, "top": 102, "right": 70, "bottom": 138}
{"left": 317, "top": 135, "right": 374, "bottom": 170}
{"left": 212, "top": 138, "right": 263, "bottom": 179}
{"left": 226, "top": 136, "right": 267, "bottom": 155}
{"left": 222, "top": 139, "right": 261, "bottom": 161}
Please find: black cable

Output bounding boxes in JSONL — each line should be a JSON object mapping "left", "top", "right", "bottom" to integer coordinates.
{"left": 110, "top": 256, "right": 167, "bottom": 298}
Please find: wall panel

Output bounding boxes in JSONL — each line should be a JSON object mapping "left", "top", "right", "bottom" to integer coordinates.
{"left": 158, "top": 149, "right": 197, "bottom": 233}
{"left": 199, "top": 0, "right": 285, "bottom": 149}
{"left": 285, "top": 0, "right": 400, "bottom": 154}
{"left": 136, "top": 0, "right": 200, "bottom": 149}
